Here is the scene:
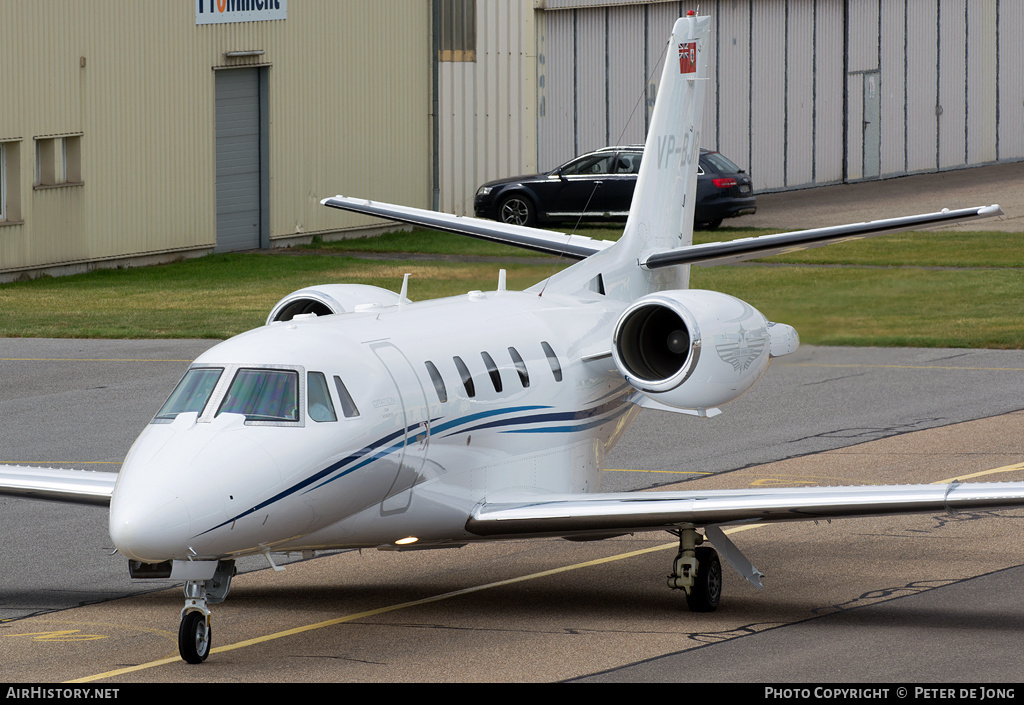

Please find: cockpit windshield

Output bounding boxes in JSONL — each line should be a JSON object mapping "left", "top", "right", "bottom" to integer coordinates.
{"left": 218, "top": 368, "right": 299, "bottom": 422}
{"left": 155, "top": 368, "right": 223, "bottom": 420}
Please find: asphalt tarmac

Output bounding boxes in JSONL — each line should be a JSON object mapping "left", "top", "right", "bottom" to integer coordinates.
{"left": 740, "top": 160, "right": 1024, "bottom": 232}
{"left": 1, "top": 339, "right": 1023, "bottom": 683}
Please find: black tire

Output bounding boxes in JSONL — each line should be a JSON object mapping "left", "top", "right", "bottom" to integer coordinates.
{"left": 499, "top": 194, "right": 536, "bottom": 226}
{"left": 178, "top": 611, "right": 211, "bottom": 664}
{"left": 685, "top": 547, "right": 722, "bottom": 612}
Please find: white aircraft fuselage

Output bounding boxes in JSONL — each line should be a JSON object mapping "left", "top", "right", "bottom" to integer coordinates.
{"left": 109, "top": 287, "right": 639, "bottom": 564}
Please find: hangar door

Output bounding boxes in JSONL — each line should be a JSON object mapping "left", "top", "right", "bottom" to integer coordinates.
{"left": 214, "top": 68, "right": 267, "bottom": 252}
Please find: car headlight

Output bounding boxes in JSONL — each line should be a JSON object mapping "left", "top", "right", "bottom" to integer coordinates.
{"left": 477, "top": 186, "right": 492, "bottom": 197}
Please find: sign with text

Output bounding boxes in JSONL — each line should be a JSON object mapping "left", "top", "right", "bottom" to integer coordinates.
{"left": 196, "top": 0, "right": 287, "bottom": 25}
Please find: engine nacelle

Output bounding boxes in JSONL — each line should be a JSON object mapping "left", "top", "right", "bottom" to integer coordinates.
{"left": 266, "top": 284, "right": 403, "bottom": 324}
{"left": 612, "top": 289, "right": 785, "bottom": 411}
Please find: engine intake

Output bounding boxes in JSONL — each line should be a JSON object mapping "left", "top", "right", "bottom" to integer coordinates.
{"left": 612, "top": 290, "right": 775, "bottom": 410}
{"left": 266, "top": 284, "right": 403, "bottom": 324}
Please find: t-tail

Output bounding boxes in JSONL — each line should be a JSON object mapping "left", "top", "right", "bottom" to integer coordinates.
{"left": 531, "top": 12, "right": 712, "bottom": 302}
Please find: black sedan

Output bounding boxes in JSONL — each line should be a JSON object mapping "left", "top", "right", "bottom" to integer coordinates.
{"left": 474, "top": 146, "right": 755, "bottom": 229}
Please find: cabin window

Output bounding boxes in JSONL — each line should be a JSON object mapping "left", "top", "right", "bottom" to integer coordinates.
{"left": 508, "top": 347, "right": 529, "bottom": 388}
{"left": 425, "top": 361, "right": 447, "bottom": 403}
{"left": 307, "top": 372, "right": 337, "bottom": 422}
{"left": 453, "top": 355, "right": 475, "bottom": 398}
{"left": 333, "top": 376, "right": 360, "bottom": 418}
{"left": 481, "top": 351, "right": 502, "bottom": 393}
{"left": 218, "top": 369, "right": 299, "bottom": 422}
{"left": 541, "top": 341, "right": 562, "bottom": 382}
{"left": 155, "top": 367, "right": 223, "bottom": 420}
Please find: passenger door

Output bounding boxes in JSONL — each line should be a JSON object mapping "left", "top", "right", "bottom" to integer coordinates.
{"left": 369, "top": 342, "right": 430, "bottom": 515}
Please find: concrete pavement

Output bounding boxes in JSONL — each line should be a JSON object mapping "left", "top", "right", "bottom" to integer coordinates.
{"left": 741, "top": 161, "right": 1024, "bottom": 232}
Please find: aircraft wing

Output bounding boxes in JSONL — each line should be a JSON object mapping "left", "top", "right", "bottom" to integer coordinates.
{"left": 465, "top": 481, "right": 1024, "bottom": 538}
{"left": 321, "top": 195, "right": 615, "bottom": 260}
{"left": 643, "top": 205, "right": 1003, "bottom": 269}
{"left": 0, "top": 465, "right": 117, "bottom": 506}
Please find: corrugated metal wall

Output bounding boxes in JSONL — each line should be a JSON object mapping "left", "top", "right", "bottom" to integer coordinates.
{"left": 533, "top": 0, "right": 1021, "bottom": 194}
{"left": 438, "top": 0, "right": 536, "bottom": 215}
{"left": 1, "top": 1, "right": 432, "bottom": 275}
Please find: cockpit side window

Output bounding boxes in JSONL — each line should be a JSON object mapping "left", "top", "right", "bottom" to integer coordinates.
{"left": 307, "top": 371, "right": 338, "bottom": 422}
{"left": 218, "top": 368, "right": 299, "bottom": 422}
{"left": 333, "top": 375, "right": 360, "bottom": 418}
{"left": 155, "top": 368, "right": 223, "bottom": 420}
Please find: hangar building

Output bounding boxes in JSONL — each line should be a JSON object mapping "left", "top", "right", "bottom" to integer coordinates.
{"left": 2, "top": 0, "right": 1019, "bottom": 280}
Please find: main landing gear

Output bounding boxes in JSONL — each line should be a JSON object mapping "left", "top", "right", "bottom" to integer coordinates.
{"left": 667, "top": 527, "right": 722, "bottom": 612}
{"left": 178, "top": 559, "right": 235, "bottom": 664}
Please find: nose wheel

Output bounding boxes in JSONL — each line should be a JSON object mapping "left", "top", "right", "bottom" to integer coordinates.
{"left": 178, "top": 609, "right": 211, "bottom": 664}
{"left": 178, "top": 579, "right": 212, "bottom": 663}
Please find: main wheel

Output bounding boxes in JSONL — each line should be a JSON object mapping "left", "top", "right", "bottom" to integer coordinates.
{"left": 499, "top": 195, "right": 536, "bottom": 226}
{"left": 685, "top": 546, "right": 722, "bottom": 612}
{"left": 178, "top": 611, "right": 211, "bottom": 664}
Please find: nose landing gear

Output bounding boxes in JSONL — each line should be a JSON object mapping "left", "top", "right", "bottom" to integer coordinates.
{"left": 178, "top": 602, "right": 211, "bottom": 664}
{"left": 178, "top": 559, "right": 234, "bottom": 664}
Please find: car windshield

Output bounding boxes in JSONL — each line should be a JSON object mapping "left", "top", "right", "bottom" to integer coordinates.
{"left": 155, "top": 368, "right": 223, "bottom": 420}
{"left": 218, "top": 368, "right": 299, "bottom": 422}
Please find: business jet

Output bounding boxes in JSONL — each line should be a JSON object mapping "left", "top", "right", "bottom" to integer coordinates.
{"left": 1, "top": 13, "right": 1019, "bottom": 665}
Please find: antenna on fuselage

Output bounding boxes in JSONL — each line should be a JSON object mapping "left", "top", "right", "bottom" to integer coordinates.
{"left": 399, "top": 273, "right": 411, "bottom": 310}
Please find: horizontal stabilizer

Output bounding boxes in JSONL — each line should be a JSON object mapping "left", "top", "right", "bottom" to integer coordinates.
{"left": 0, "top": 465, "right": 117, "bottom": 506}
{"left": 321, "top": 196, "right": 614, "bottom": 260}
{"left": 466, "top": 481, "right": 1024, "bottom": 538}
{"left": 643, "top": 205, "right": 1003, "bottom": 269}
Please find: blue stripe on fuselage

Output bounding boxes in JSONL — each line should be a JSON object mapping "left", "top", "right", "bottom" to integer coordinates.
{"left": 192, "top": 397, "right": 633, "bottom": 539}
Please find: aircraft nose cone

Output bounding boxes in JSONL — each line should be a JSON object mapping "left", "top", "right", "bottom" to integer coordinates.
{"left": 110, "top": 491, "right": 192, "bottom": 563}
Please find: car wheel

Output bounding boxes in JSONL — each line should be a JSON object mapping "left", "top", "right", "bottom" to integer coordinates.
{"left": 499, "top": 195, "right": 536, "bottom": 226}
{"left": 700, "top": 219, "right": 723, "bottom": 230}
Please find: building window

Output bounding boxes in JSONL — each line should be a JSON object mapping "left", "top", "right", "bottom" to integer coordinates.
{"left": 0, "top": 143, "right": 6, "bottom": 221}
{"left": 0, "top": 140, "right": 21, "bottom": 224}
{"left": 438, "top": 0, "right": 475, "bottom": 62}
{"left": 35, "top": 134, "right": 82, "bottom": 188}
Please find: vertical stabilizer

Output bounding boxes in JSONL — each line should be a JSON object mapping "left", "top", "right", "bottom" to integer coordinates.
{"left": 623, "top": 13, "right": 711, "bottom": 265}
{"left": 531, "top": 13, "right": 712, "bottom": 301}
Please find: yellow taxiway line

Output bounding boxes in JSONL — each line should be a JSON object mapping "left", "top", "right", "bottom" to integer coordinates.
{"left": 68, "top": 461, "right": 1024, "bottom": 683}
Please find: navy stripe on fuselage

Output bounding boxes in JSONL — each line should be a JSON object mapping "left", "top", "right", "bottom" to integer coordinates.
{"left": 193, "top": 423, "right": 415, "bottom": 536}
{"left": 192, "top": 398, "right": 634, "bottom": 539}
{"left": 443, "top": 395, "right": 630, "bottom": 437}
